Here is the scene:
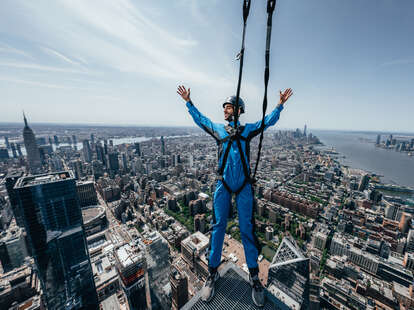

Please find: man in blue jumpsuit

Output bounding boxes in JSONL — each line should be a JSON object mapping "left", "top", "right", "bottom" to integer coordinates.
{"left": 177, "top": 85, "right": 293, "bottom": 307}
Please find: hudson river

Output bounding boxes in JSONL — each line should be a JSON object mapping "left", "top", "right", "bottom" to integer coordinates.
{"left": 314, "top": 130, "right": 414, "bottom": 189}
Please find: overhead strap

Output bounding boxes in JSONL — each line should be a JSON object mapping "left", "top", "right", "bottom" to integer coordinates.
{"left": 252, "top": 0, "right": 277, "bottom": 179}
{"left": 233, "top": 0, "right": 251, "bottom": 131}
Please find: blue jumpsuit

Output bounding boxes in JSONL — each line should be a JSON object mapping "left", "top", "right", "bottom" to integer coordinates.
{"left": 186, "top": 101, "right": 284, "bottom": 270}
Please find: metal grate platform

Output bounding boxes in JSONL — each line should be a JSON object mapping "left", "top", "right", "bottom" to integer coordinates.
{"left": 181, "top": 263, "right": 278, "bottom": 310}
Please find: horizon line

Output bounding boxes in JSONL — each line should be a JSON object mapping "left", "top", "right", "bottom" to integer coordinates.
{"left": 0, "top": 121, "right": 413, "bottom": 135}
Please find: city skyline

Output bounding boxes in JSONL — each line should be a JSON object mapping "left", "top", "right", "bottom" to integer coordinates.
{"left": 1, "top": 1, "right": 414, "bottom": 132}
{"left": 2, "top": 108, "right": 414, "bottom": 308}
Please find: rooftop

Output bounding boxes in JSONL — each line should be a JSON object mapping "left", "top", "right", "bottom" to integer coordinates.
{"left": 92, "top": 255, "right": 118, "bottom": 288}
{"left": 115, "top": 244, "right": 144, "bottom": 269}
{"left": 15, "top": 171, "right": 74, "bottom": 188}
{"left": 181, "top": 231, "right": 209, "bottom": 253}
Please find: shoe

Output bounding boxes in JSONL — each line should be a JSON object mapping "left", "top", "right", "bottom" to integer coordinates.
{"left": 201, "top": 271, "right": 220, "bottom": 302}
{"left": 249, "top": 273, "right": 265, "bottom": 307}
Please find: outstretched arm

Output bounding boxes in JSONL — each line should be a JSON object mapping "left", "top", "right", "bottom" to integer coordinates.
{"left": 177, "top": 85, "right": 220, "bottom": 138}
{"left": 246, "top": 88, "right": 293, "bottom": 137}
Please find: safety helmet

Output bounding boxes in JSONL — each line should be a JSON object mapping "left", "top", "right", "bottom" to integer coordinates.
{"left": 223, "top": 96, "right": 245, "bottom": 114}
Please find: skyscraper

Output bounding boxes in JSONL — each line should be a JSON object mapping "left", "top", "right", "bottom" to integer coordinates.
{"left": 14, "top": 171, "right": 98, "bottom": 309}
{"left": 304, "top": 124, "right": 307, "bottom": 137}
{"left": 22, "top": 113, "right": 42, "bottom": 173}
{"left": 170, "top": 266, "right": 188, "bottom": 310}
{"left": 358, "top": 174, "right": 370, "bottom": 191}
{"left": 10, "top": 143, "right": 17, "bottom": 158}
{"left": 72, "top": 135, "right": 77, "bottom": 145}
{"left": 376, "top": 134, "right": 381, "bottom": 145}
{"left": 267, "top": 236, "right": 310, "bottom": 309}
{"left": 161, "top": 136, "right": 166, "bottom": 155}
{"left": 16, "top": 143, "right": 23, "bottom": 157}
{"left": 107, "top": 152, "right": 120, "bottom": 173}
{"left": 95, "top": 143, "right": 105, "bottom": 165}
{"left": 5, "top": 136, "right": 10, "bottom": 149}
{"left": 122, "top": 152, "right": 128, "bottom": 172}
{"left": 134, "top": 142, "right": 141, "bottom": 156}
{"left": 53, "top": 135, "right": 59, "bottom": 145}
{"left": 82, "top": 139, "right": 92, "bottom": 163}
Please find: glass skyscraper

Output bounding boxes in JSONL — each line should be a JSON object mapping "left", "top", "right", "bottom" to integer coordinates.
{"left": 14, "top": 171, "right": 98, "bottom": 309}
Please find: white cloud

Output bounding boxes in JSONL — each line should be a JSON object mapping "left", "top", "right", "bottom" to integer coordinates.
{"left": 0, "top": 43, "right": 33, "bottom": 59}
{"left": 0, "top": 76, "right": 89, "bottom": 90}
{"left": 4, "top": 0, "right": 223, "bottom": 87}
{"left": 0, "top": 61, "right": 90, "bottom": 74}
{"left": 41, "top": 46, "right": 82, "bottom": 66}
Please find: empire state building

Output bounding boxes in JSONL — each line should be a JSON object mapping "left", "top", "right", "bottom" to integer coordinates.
{"left": 22, "top": 113, "right": 42, "bottom": 173}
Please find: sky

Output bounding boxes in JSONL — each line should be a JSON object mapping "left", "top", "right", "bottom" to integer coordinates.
{"left": 0, "top": 0, "right": 413, "bottom": 132}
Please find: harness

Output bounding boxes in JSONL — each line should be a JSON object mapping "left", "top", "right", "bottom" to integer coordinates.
{"left": 216, "top": 125, "right": 255, "bottom": 195}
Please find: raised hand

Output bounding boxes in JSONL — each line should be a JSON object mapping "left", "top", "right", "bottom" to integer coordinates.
{"left": 177, "top": 85, "right": 191, "bottom": 102}
{"left": 279, "top": 88, "right": 293, "bottom": 106}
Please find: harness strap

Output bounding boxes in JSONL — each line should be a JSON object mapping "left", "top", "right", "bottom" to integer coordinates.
{"left": 233, "top": 0, "right": 251, "bottom": 131}
{"left": 217, "top": 126, "right": 245, "bottom": 174}
{"left": 252, "top": 0, "right": 277, "bottom": 179}
{"left": 235, "top": 137, "right": 250, "bottom": 180}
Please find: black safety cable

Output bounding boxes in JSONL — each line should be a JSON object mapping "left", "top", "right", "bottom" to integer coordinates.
{"left": 252, "top": 0, "right": 277, "bottom": 179}
{"left": 233, "top": 0, "right": 251, "bottom": 130}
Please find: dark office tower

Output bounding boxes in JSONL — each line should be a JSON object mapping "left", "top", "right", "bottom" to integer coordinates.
{"left": 107, "top": 152, "right": 119, "bottom": 173}
{"left": 109, "top": 139, "right": 113, "bottom": 147}
{"left": 14, "top": 171, "right": 98, "bottom": 309}
{"left": 48, "top": 137, "right": 53, "bottom": 145}
{"left": 82, "top": 140, "right": 92, "bottom": 163}
{"left": 411, "top": 139, "right": 414, "bottom": 149}
{"left": 161, "top": 136, "right": 166, "bottom": 155}
{"left": 22, "top": 114, "right": 42, "bottom": 173}
{"left": 10, "top": 143, "right": 17, "bottom": 158}
{"left": 194, "top": 214, "right": 206, "bottom": 233}
{"left": 0, "top": 148, "right": 9, "bottom": 160}
{"left": 304, "top": 124, "right": 307, "bottom": 137}
{"left": 267, "top": 236, "right": 310, "bottom": 309}
{"left": 5, "top": 171, "right": 24, "bottom": 226}
{"left": 104, "top": 141, "right": 108, "bottom": 155}
{"left": 70, "top": 160, "right": 83, "bottom": 180}
{"left": 358, "top": 174, "right": 370, "bottom": 191}
{"left": 376, "top": 134, "right": 381, "bottom": 145}
{"left": 92, "top": 160, "right": 104, "bottom": 180}
{"left": 72, "top": 135, "right": 77, "bottom": 145}
{"left": 16, "top": 143, "right": 23, "bottom": 157}
{"left": 5, "top": 136, "right": 10, "bottom": 148}
{"left": 90, "top": 133, "right": 95, "bottom": 144}
{"left": 53, "top": 135, "right": 59, "bottom": 145}
{"left": 122, "top": 153, "right": 128, "bottom": 171}
{"left": 170, "top": 266, "right": 188, "bottom": 310}
{"left": 134, "top": 142, "right": 141, "bottom": 156}
{"left": 96, "top": 144, "right": 105, "bottom": 162}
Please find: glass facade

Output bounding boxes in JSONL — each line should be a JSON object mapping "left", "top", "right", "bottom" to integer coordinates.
{"left": 15, "top": 171, "right": 98, "bottom": 309}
